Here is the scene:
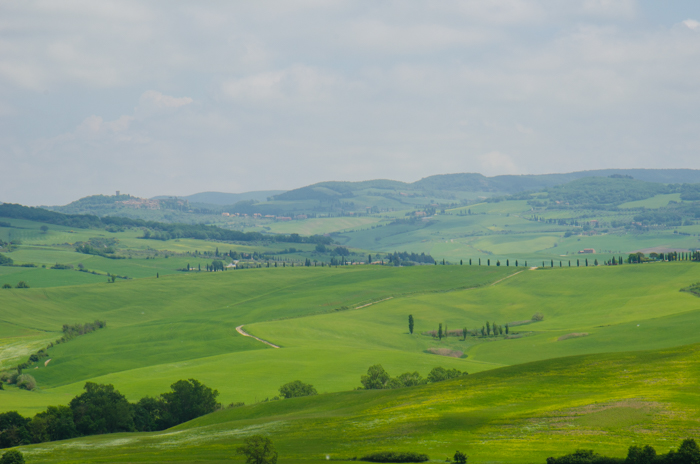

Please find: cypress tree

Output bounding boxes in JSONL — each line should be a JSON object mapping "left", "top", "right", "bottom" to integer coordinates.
{"left": 438, "top": 323, "right": 443, "bottom": 340}
{"left": 460, "top": 259, "right": 463, "bottom": 265}
{"left": 487, "top": 259, "right": 490, "bottom": 266}
{"left": 507, "top": 259, "right": 509, "bottom": 266}
{"left": 408, "top": 315, "right": 414, "bottom": 334}
{"left": 486, "top": 321, "right": 491, "bottom": 336}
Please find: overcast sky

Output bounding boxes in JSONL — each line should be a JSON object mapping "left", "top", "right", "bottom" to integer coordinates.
{"left": 2, "top": 0, "right": 700, "bottom": 205}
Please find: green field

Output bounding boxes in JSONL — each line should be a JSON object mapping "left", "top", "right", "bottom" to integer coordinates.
{"left": 2, "top": 194, "right": 700, "bottom": 463}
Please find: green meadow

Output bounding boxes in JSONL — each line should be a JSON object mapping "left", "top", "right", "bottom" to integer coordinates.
{"left": 12, "top": 342, "right": 700, "bottom": 464}
{"left": 2, "top": 197, "right": 700, "bottom": 463}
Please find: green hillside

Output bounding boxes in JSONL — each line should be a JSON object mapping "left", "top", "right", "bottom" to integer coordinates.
{"left": 12, "top": 342, "right": 700, "bottom": 464}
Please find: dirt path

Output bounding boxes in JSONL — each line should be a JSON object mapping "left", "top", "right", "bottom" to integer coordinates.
{"left": 236, "top": 325, "right": 280, "bottom": 349}
{"left": 490, "top": 270, "right": 524, "bottom": 286}
{"left": 354, "top": 297, "right": 393, "bottom": 310}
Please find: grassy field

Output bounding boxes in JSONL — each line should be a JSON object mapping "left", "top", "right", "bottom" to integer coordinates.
{"left": 0, "top": 265, "right": 513, "bottom": 415}
{"left": 12, "top": 341, "right": 700, "bottom": 464}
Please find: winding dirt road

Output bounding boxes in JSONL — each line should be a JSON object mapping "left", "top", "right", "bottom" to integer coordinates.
{"left": 235, "top": 325, "right": 280, "bottom": 348}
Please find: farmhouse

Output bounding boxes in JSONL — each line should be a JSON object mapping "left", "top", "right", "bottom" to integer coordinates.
{"left": 579, "top": 248, "right": 596, "bottom": 254}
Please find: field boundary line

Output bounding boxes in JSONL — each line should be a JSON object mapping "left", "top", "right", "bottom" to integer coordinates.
{"left": 236, "top": 325, "right": 280, "bottom": 349}
{"left": 490, "top": 270, "right": 523, "bottom": 286}
{"left": 354, "top": 297, "right": 393, "bottom": 309}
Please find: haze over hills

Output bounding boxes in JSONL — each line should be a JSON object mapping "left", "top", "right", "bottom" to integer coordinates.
{"left": 152, "top": 190, "right": 286, "bottom": 205}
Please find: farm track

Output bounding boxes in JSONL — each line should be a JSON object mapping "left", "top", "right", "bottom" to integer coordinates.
{"left": 235, "top": 325, "right": 280, "bottom": 348}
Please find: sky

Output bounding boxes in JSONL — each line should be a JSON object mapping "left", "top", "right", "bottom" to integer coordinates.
{"left": 1, "top": 0, "right": 700, "bottom": 205}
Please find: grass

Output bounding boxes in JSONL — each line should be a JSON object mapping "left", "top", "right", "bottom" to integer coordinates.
{"left": 11, "top": 341, "right": 700, "bottom": 464}
{"left": 0, "top": 265, "right": 513, "bottom": 415}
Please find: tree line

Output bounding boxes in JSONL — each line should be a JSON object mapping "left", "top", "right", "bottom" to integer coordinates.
{"left": 546, "top": 439, "right": 700, "bottom": 464}
{"left": 0, "top": 379, "right": 220, "bottom": 449}
{"left": 0, "top": 203, "right": 332, "bottom": 245}
{"left": 360, "top": 364, "right": 466, "bottom": 390}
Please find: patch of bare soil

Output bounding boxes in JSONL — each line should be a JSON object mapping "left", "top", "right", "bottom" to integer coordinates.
{"left": 426, "top": 347, "right": 464, "bottom": 358}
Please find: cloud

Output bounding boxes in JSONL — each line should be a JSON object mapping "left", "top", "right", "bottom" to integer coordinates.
{"left": 683, "top": 19, "right": 700, "bottom": 31}
{"left": 2, "top": 1, "right": 700, "bottom": 205}
{"left": 479, "top": 151, "right": 519, "bottom": 175}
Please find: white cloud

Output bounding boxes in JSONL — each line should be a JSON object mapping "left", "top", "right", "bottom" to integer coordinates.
{"left": 1, "top": 1, "right": 700, "bottom": 205}
{"left": 683, "top": 19, "right": 700, "bottom": 31}
{"left": 479, "top": 151, "right": 519, "bottom": 175}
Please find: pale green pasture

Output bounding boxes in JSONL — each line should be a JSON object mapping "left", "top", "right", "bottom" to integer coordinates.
{"left": 266, "top": 217, "right": 385, "bottom": 235}
{"left": 619, "top": 193, "right": 682, "bottom": 209}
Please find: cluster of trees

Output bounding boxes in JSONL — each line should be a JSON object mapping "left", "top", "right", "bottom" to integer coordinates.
{"left": 360, "top": 452, "right": 430, "bottom": 463}
{"left": 386, "top": 251, "right": 435, "bottom": 266}
{"left": 360, "top": 365, "right": 466, "bottom": 390}
{"left": 278, "top": 380, "right": 317, "bottom": 398}
{"left": 1, "top": 282, "right": 28, "bottom": 289}
{"left": 0, "top": 379, "right": 220, "bottom": 449}
{"left": 627, "top": 251, "right": 700, "bottom": 264}
{"left": 546, "top": 439, "right": 700, "bottom": 464}
{"left": 633, "top": 203, "right": 700, "bottom": 227}
{"left": 0, "top": 254, "right": 12, "bottom": 266}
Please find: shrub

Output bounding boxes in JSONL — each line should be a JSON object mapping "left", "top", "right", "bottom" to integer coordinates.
{"left": 50, "top": 263, "right": 73, "bottom": 270}
{"left": 532, "top": 312, "right": 544, "bottom": 322}
{"left": 360, "top": 452, "right": 429, "bottom": 463}
{"left": 157, "top": 379, "right": 220, "bottom": 429}
{"left": 454, "top": 451, "right": 467, "bottom": 464}
{"left": 14, "top": 282, "right": 29, "bottom": 289}
{"left": 427, "top": 367, "right": 466, "bottom": 383}
{"left": 16, "top": 374, "right": 36, "bottom": 391}
{"left": 1, "top": 284, "right": 10, "bottom": 289}
{"left": 0, "top": 450, "right": 24, "bottom": 464}
{"left": 237, "top": 435, "right": 278, "bottom": 464}
{"left": 279, "top": 380, "right": 317, "bottom": 399}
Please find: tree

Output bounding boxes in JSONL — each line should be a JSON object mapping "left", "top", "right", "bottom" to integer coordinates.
{"left": 408, "top": 315, "right": 414, "bottom": 335}
{"left": 0, "top": 450, "right": 24, "bottom": 464}
{"left": 30, "top": 405, "right": 77, "bottom": 442}
{"left": 278, "top": 380, "right": 317, "bottom": 399}
{"left": 158, "top": 379, "right": 220, "bottom": 429}
{"left": 0, "top": 411, "right": 31, "bottom": 448}
{"left": 237, "top": 435, "right": 278, "bottom": 464}
{"left": 486, "top": 321, "right": 490, "bottom": 336}
{"left": 438, "top": 323, "right": 443, "bottom": 340}
{"left": 676, "top": 439, "right": 700, "bottom": 464}
{"left": 14, "top": 281, "right": 28, "bottom": 289}
{"left": 40, "top": 225, "right": 48, "bottom": 233}
{"left": 368, "top": 254, "right": 372, "bottom": 263}
{"left": 454, "top": 450, "right": 467, "bottom": 464}
{"left": 626, "top": 445, "right": 656, "bottom": 464}
{"left": 360, "top": 365, "right": 391, "bottom": 389}
{"left": 110, "top": 274, "right": 116, "bottom": 283}
{"left": 505, "top": 323, "right": 509, "bottom": 335}
{"left": 462, "top": 327, "right": 467, "bottom": 340}
{"left": 394, "top": 371, "right": 425, "bottom": 387}
{"left": 69, "top": 382, "right": 135, "bottom": 435}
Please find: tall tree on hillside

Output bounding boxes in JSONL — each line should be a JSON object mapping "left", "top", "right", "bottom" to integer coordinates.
{"left": 408, "top": 315, "right": 414, "bottom": 335}
{"left": 486, "top": 321, "right": 491, "bottom": 336}
{"left": 462, "top": 327, "right": 467, "bottom": 340}
{"left": 505, "top": 323, "right": 509, "bottom": 335}
{"left": 438, "top": 323, "right": 443, "bottom": 340}
{"left": 368, "top": 254, "right": 372, "bottom": 263}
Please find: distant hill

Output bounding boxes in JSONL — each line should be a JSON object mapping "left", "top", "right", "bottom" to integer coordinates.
{"left": 272, "top": 169, "right": 700, "bottom": 201}
{"left": 153, "top": 190, "right": 286, "bottom": 205}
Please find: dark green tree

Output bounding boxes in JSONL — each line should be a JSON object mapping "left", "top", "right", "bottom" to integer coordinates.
{"left": 486, "top": 321, "right": 491, "bottom": 336}
{"left": 408, "top": 315, "right": 414, "bottom": 334}
{"left": 278, "top": 380, "right": 317, "bottom": 399}
{"left": 438, "top": 323, "right": 443, "bottom": 340}
{"left": 462, "top": 327, "right": 467, "bottom": 340}
{"left": 454, "top": 450, "right": 467, "bottom": 464}
{"left": 626, "top": 445, "right": 656, "bottom": 464}
{"left": 0, "top": 450, "right": 24, "bottom": 464}
{"left": 236, "top": 435, "right": 278, "bottom": 464}
{"left": 69, "top": 382, "right": 134, "bottom": 436}
{"left": 360, "top": 365, "right": 390, "bottom": 389}
{"left": 158, "top": 379, "right": 220, "bottom": 429}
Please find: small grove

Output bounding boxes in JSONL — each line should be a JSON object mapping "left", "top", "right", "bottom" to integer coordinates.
{"left": 0, "top": 379, "right": 219, "bottom": 449}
